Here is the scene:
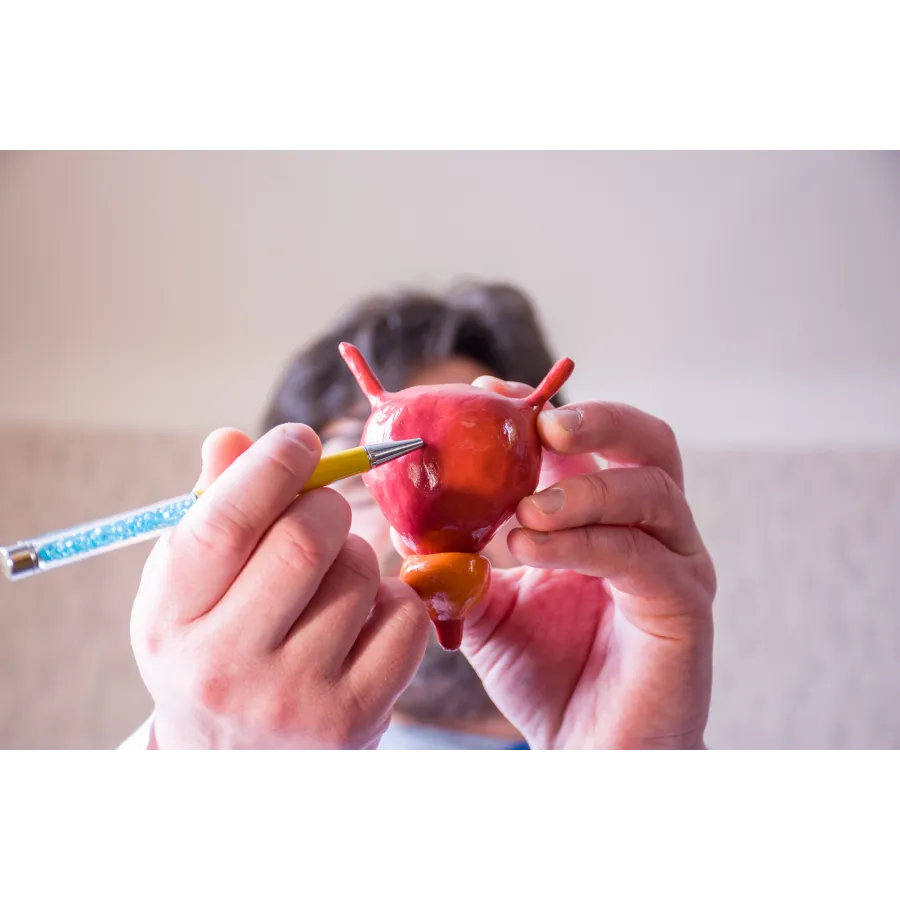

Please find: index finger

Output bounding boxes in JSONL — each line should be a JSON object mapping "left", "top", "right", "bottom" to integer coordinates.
{"left": 166, "top": 423, "right": 323, "bottom": 620}
{"left": 538, "top": 402, "right": 684, "bottom": 490}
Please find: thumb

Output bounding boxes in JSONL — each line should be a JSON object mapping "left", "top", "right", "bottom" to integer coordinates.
{"left": 194, "top": 427, "right": 255, "bottom": 492}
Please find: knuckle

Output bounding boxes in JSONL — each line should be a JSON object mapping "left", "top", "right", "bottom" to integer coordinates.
{"left": 273, "top": 516, "right": 328, "bottom": 572}
{"left": 692, "top": 552, "right": 718, "bottom": 598}
{"left": 653, "top": 416, "right": 684, "bottom": 474}
{"left": 323, "top": 717, "right": 363, "bottom": 749}
{"left": 644, "top": 466, "right": 698, "bottom": 540}
{"left": 374, "top": 579, "right": 430, "bottom": 639}
{"left": 131, "top": 617, "right": 163, "bottom": 660}
{"left": 585, "top": 472, "right": 613, "bottom": 511}
{"left": 266, "top": 447, "right": 307, "bottom": 486}
{"left": 657, "top": 417, "right": 679, "bottom": 452}
{"left": 186, "top": 497, "right": 256, "bottom": 559}
{"left": 129, "top": 589, "right": 172, "bottom": 661}
{"left": 598, "top": 401, "right": 626, "bottom": 434}
{"left": 314, "top": 692, "right": 372, "bottom": 749}
{"left": 645, "top": 465, "right": 673, "bottom": 500}
{"left": 189, "top": 663, "right": 233, "bottom": 715}
{"left": 391, "top": 591, "right": 431, "bottom": 641}
{"left": 576, "top": 525, "right": 599, "bottom": 556}
{"left": 644, "top": 465, "right": 675, "bottom": 519}
{"left": 257, "top": 693, "right": 298, "bottom": 733}
{"left": 273, "top": 492, "right": 352, "bottom": 572}
{"left": 619, "top": 525, "right": 644, "bottom": 562}
{"left": 362, "top": 584, "right": 431, "bottom": 671}
{"left": 368, "top": 715, "right": 392, "bottom": 748}
{"left": 335, "top": 535, "right": 381, "bottom": 587}
{"left": 336, "top": 677, "right": 403, "bottom": 748}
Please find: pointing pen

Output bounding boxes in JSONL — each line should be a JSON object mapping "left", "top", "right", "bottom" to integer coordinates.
{"left": 0, "top": 438, "right": 423, "bottom": 582}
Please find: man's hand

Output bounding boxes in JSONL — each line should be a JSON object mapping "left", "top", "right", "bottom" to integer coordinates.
{"left": 463, "top": 380, "right": 716, "bottom": 749}
{"left": 130, "top": 424, "right": 430, "bottom": 749}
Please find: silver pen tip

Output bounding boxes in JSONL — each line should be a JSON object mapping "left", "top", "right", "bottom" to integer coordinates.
{"left": 365, "top": 438, "right": 425, "bottom": 467}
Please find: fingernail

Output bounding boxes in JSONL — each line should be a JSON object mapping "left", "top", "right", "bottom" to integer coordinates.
{"left": 530, "top": 488, "right": 565, "bottom": 515}
{"left": 540, "top": 408, "right": 583, "bottom": 432}
{"left": 283, "top": 423, "right": 320, "bottom": 452}
{"left": 524, "top": 529, "right": 551, "bottom": 544}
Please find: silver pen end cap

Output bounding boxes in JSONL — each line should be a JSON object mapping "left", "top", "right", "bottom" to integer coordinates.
{"left": 1, "top": 543, "right": 40, "bottom": 582}
{"left": 365, "top": 438, "right": 425, "bottom": 467}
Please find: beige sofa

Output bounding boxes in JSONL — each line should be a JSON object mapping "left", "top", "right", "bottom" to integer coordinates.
{"left": 1, "top": 425, "right": 897, "bottom": 749}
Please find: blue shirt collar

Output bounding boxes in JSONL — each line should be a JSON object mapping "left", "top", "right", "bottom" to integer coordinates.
{"left": 378, "top": 721, "right": 528, "bottom": 750}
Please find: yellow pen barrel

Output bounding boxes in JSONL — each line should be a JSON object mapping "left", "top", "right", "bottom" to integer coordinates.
{"left": 302, "top": 446, "right": 371, "bottom": 491}
{"left": 194, "top": 446, "right": 372, "bottom": 500}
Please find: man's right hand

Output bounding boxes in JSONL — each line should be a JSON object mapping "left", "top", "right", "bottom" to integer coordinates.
{"left": 130, "top": 424, "right": 430, "bottom": 749}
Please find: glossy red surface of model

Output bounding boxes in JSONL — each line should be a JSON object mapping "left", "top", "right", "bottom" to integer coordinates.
{"left": 339, "top": 342, "right": 574, "bottom": 556}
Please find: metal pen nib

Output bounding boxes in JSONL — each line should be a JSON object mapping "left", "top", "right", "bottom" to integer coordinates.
{"left": 365, "top": 438, "right": 424, "bottom": 467}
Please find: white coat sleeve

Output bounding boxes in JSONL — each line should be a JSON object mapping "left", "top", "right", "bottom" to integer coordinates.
{"left": 118, "top": 714, "right": 157, "bottom": 749}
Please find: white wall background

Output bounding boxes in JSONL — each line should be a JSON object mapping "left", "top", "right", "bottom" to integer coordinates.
{"left": 1, "top": 151, "right": 898, "bottom": 446}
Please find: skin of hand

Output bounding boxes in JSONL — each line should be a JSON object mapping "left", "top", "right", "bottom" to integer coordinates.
{"left": 129, "top": 424, "right": 430, "bottom": 749}
{"left": 459, "top": 378, "right": 717, "bottom": 750}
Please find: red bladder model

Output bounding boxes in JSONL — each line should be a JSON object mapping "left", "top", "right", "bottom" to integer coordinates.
{"left": 339, "top": 342, "right": 574, "bottom": 650}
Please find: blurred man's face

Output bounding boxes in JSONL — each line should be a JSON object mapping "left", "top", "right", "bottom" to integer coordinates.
{"left": 319, "top": 356, "right": 521, "bottom": 575}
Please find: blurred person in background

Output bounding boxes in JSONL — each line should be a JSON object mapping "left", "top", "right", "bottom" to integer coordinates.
{"left": 123, "top": 282, "right": 716, "bottom": 750}
{"left": 261, "top": 283, "right": 573, "bottom": 749}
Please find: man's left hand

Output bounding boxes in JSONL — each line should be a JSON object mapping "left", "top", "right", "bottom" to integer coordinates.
{"left": 462, "top": 380, "right": 716, "bottom": 750}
